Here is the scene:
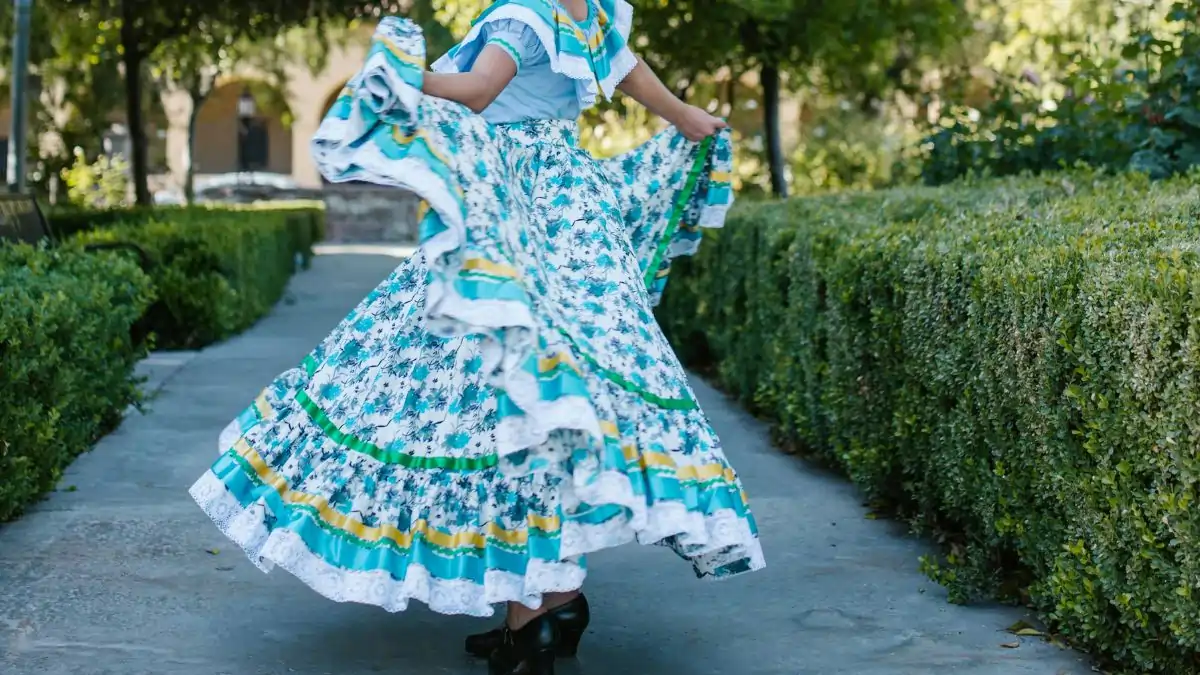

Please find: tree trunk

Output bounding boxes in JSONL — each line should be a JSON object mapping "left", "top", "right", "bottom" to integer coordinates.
{"left": 119, "top": 2, "right": 151, "bottom": 206}
{"left": 761, "top": 62, "right": 788, "bottom": 198}
{"left": 725, "top": 74, "right": 736, "bottom": 117}
{"left": 183, "top": 87, "right": 204, "bottom": 204}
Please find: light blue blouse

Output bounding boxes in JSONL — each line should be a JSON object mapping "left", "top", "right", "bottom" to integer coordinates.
{"left": 451, "top": 19, "right": 583, "bottom": 124}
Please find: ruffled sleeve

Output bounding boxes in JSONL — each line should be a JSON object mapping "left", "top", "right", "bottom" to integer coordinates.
{"left": 431, "top": 0, "right": 638, "bottom": 109}
{"left": 440, "top": 18, "right": 547, "bottom": 73}
{"left": 595, "top": 0, "right": 637, "bottom": 96}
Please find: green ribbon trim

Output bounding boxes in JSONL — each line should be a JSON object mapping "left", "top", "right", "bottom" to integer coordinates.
{"left": 554, "top": 326, "right": 696, "bottom": 409}
{"left": 642, "top": 135, "right": 713, "bottom": 290}
{"left": 297, "top": 389, "right": 499, "bottom": 471}
{"left": 291, "top": 143, "right": 710, "bottom": 446}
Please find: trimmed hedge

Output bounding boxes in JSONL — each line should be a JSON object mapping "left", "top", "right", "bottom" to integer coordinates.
{"left": 0, "top": 245, "right": 154, "bottom": 521}
{"left": 48, "top": 200, "right": 326, "bottom": 244}
{"left": 48, "top": 204, "right": 164, "bottom": 238}
{"left": 657, "top": 172, "right": 1200, "bottom": 674}
{"left": 73, "top": 206, "right": 322, "bottom": 349}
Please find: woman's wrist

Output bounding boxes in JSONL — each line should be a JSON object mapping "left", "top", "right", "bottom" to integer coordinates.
{"left": 661, "top": 99, "right": 691, "bottom": 127}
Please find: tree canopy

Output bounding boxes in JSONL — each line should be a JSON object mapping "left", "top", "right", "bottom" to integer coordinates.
{"left": 37, "top": 0, "right": 369, "bottom": 203}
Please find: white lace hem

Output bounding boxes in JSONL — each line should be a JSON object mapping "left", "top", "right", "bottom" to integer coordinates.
{"left": 189, "top": 471, "right": 588, "bottom": 617}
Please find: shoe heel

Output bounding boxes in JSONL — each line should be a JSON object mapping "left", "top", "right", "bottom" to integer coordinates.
{"left": 556, "top": 626, "right": 583, "bottom": 657}
{"left": 529, "top": 649, "right": 556, "bottom": 675}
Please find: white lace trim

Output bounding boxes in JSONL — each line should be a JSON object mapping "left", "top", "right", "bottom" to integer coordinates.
{"left": 191, "top": 458, "right": 763, "bottom": 615}
{"left": 189, "top": 471, "right": 588, "bottom": 617}
{"left": 598, "top": 0, "right": 638, "bottom": 96}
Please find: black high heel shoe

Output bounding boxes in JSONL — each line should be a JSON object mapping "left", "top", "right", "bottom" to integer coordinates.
{"left": 465, "top": 594, "right": 590, "bottom": 658}
{"left": 487, "top": 613, "right": 559, "bottom": 675}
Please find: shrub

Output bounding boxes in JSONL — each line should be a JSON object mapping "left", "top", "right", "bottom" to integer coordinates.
{"left": 47, "top": 200, "right": 326, "bottom": 244}
{"left": 73, "top": 206, "right": 321, "bottom": 349}
{"left": 657, "top": 171, "right": 1200, "bottom": 674}
{"left": 60, "top": 148, "right": 131, "bottom": 210}
{"left": 47, "top": 204, "right": 167, "bottom": 239}
{"left": 0, "top": 245, "right": 154, "bottom": 521}
{"left": 922, "top": 2, "right": 1200, "bottom": 184}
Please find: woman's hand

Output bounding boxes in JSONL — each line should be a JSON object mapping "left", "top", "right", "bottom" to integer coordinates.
{"left": 616, "top": 59, "right": 727, "bottom": 142}
{"left": 673, "top": 105, "right": 727, "bottom": 142}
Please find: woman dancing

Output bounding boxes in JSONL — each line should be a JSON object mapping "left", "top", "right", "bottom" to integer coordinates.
{"left": 189, "top": 1, "right": 764, "bottom": 673}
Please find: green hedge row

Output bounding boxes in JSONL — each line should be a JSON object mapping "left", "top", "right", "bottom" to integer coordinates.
{"left": 48, "top": 204, "right": 163, "bottom": 238}
{"left": 1, "top": 203, "right": 323, "bottom": 519}
{"left": 48, "top": 200, "right": 326, "bottom": 242}
{"left": 657, "top": 172, "right": 1200, "bottom": 674}
{"left": 72, "top": 205, "right": 323, "bottom": 349}
{"left": 0, "top": 246, "right": 154, "bottom": 521}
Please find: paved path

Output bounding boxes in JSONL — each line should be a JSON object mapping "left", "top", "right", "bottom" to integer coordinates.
{"left": 0, "top": 248, "right": 1092, "bottom": 675}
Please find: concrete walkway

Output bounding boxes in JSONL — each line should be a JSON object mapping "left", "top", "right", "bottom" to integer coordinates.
{"left": 0, "top": 248, "right": 1092, "bottom": 675}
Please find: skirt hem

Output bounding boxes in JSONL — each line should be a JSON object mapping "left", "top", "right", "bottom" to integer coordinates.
{"left": 189, "top": 470, "right": 589, "bottom": 617}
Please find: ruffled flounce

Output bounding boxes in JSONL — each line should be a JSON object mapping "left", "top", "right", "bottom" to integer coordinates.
{"left": 310, "top": 17, "right": 739, "bottom": 482}
{"left": 193, "top": 323, "right": 761, "bottom": 616}
{"left": 213, "top": 16, "right": 767, "bottom": 614}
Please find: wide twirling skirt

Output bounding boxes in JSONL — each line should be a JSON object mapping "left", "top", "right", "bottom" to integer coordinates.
{"left": 188, "top": 17, "right": 764, "bottom": 617}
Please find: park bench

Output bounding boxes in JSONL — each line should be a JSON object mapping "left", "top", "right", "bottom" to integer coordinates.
{"left": 0, "top": 192, "right": 151, "bottom": 267}
{"left": 0, "top": 192, "right": 155, "bottom": 344}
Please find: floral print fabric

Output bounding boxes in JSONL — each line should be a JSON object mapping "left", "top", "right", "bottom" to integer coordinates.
{"left": 189, "top": 17, "right": 764, "bottom": 617}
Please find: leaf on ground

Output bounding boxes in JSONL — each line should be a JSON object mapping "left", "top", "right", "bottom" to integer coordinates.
{"left": 216, "top": 565, "right": 234, "bottom": 571}
{"left": 864, "top": 512, "right": 879, "bottom": 520}
{"left": 206, "top": 548, "right": 220, "bottom": 555}
{"left": 1001, "top": 641, "right": 1021, "bottom": 649}
{"left": 1015, "top": 627, "right": 1044, "bottom": 636}
{"left": 1006, "top": 620, "right": 1036, "bottom": 633}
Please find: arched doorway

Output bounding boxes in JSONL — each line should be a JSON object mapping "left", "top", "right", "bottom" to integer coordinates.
{"left": 193, "top": 80, "right": 294, "bottom": 176}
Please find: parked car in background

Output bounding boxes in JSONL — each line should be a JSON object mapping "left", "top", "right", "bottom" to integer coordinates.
{"left": 154, "top": 172, "right": 322, "bottom": 205}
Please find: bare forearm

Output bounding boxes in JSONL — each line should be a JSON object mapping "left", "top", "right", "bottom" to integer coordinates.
{"left": 423, "top": 71, "right": 496, "bottom": 114}
{"left": 422, "top": 47, "right": 517, "bottom": 114}
{"left": 617, "top": 57, "right": 688, "bottom": 125}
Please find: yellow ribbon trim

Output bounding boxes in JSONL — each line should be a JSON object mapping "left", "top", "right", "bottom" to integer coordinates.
{"left": 231, "top": 424, "right": 743, "bottom": 550}
{"left": 390, "top": 128, "right": 454, "bottom": 170}
{"left": 235, "top": 438, "right": 556, "bottom": 548}
{"left": 379, "top": 36, "right": 426, "bottom": 67}
{"left": 539, "top": 351, "right": 583, "bottom": 375}
{"left": 254, "top": 393, "right": 274, "bottom": 421}
{"left": 462, "top": 257, "right": 520, "bottom": 278}
{"left": 600, "top": 418, "right": 739, "bottom": 484}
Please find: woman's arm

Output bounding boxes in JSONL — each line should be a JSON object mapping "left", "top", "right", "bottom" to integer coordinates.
{"left": 618, "top": 56, "right": 726, "bottom": 141}
{"left": 423, "top": 46, "right": 517, "bottom": 114}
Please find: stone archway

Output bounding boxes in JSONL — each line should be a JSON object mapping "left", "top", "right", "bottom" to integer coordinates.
{"left": 193, "top": 80, "right": 294, "bottom": 176}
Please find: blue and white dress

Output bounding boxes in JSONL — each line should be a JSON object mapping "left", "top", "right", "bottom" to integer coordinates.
{"left": 189, "top": 0, "right": 765, "bottom": 617}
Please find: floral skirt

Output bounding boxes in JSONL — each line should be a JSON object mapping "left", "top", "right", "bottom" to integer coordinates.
{"left": 188, "top": 17, "right": 764, "bottom": 617}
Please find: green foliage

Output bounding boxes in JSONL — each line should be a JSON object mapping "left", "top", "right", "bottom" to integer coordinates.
{"left": 61, "top": 148, "right": 131, "bottom": 209}
{"left": 0, "top": 202, "right": 319, "bottom": 520}
{"left": 47, "top": 204, "right": 163, "bottom": 239}
{"left": 0, "top": 2, "right": 127, "bottom": 190}
{"left": 0, "top": 245, "right": 154, "bottom": 522}
{"left": 657, "top": 171, "right": 1200, "bottom": 674}
{"left": 922, "top": 1, "right": 1200, "bottom": 183}
{"left": 72, "top": 204, "right": 323, "bottom": 349}
{"left": 632, "top": 0, "right": 967, "bottom": 196}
